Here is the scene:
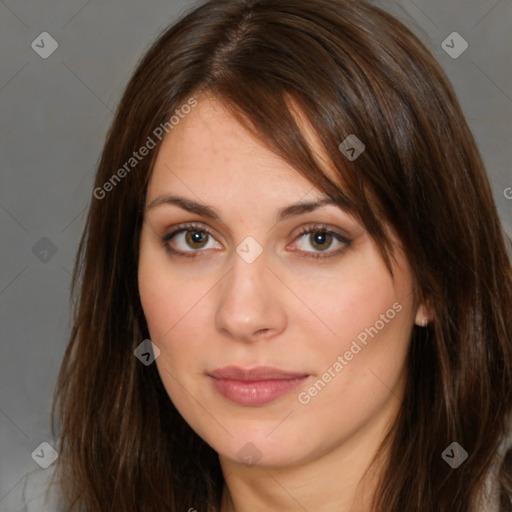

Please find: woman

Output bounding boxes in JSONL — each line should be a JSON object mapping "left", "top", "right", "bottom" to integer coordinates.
{"left": 46, "top": 0, "right": 512, "bottom": 510}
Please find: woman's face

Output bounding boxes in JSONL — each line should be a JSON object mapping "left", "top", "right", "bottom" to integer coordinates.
{"left": 138, "top": 96, "right": 424, "bottom": 469}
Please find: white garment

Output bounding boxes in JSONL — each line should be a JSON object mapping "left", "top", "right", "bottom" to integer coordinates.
{"left": 7, "top": 464, "right": 64, "bottom": 512}
{"left": 479, "top": 419, "right": 512, "bottom": 511}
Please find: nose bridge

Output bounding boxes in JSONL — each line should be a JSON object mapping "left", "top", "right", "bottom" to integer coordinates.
{"left": 226, "top": 232, "right": 268, "bottom": 295}
{"left": 222, "top": 247, "right": 269, "bottom": 313}
{"left": 214, "top": 245, "right": 287, "bottom": 341}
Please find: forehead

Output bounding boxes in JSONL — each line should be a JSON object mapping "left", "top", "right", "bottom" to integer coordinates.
{"left": 147, "top": 96, "right": 330, "bottom": 202}
{"left": 147, "top": 94, "right": 347, "bottom": 207}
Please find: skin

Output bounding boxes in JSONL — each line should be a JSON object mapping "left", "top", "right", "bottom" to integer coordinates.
{"left": 138, "top": 96, "right": 429, "bottom": 512}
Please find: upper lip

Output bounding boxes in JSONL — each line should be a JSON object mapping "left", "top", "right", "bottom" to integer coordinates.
{"left": 208, "top": 366, "right": 310, "bottom": 381}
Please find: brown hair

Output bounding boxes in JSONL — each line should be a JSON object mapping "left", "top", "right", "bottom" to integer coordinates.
{"left": 51, "top": 0, "right": 512, "bottom": 510}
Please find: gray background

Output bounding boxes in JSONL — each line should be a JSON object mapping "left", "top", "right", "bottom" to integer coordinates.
{"left": 0, "top": 0, "right": 511, "bottom": 510}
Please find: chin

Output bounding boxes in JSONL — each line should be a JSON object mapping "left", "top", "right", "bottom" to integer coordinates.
{"left": 210, "top": 424, "right": 317, "bottom": 469}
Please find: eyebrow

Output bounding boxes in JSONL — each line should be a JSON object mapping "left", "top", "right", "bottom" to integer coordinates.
{"left": 145, "top": 194, "right": 347, "bottom": 223}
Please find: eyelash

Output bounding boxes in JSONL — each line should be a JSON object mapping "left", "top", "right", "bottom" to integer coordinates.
{"left": 161, "top": 222, "right": 352, "bottom": 260}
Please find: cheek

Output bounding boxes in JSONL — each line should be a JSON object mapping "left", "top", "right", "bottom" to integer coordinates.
{"left": 138, "top": 251, "right": 212, "bottom": 413}
{"left": 292, "top": 251, "right": 410, "bottom": 357}
{"left": 290, "top": 251, "right": 415, "bottom": 426}
{"left": 293, "top": 253, "right": 414, "bottom": 420}
{"left": 138, "top": 225, "right": 204, "bottom": 335}
{"left": 137, "top": 237, "right": 237, "bottom": 412}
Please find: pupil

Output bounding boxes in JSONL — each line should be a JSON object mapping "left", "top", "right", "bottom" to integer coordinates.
{"left": 186, "top": 230, "right": 208, "bottom": 248}
{"left": 311, "top": 231, "right": 331, "bottom": 250}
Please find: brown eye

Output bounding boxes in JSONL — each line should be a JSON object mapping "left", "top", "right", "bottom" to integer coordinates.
{"left": 309, "top": 231, "right": 333, "bottom": 251}
{"left": 291, "top": 225, "right": 352, "bottom": 260}
{"left": 162, "top": 224, "right": 222, "bottom": 255}
{"left": 185, "top": 230, "right": 209, "bottom": 249}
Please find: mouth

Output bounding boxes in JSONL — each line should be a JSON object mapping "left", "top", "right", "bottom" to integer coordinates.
{"left": 207, "top": 366, "right": 311, "bottom": 406}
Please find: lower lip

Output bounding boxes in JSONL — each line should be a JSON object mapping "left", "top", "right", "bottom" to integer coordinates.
{"left": 209, "top": 376, "right": 310, "bottom": 406}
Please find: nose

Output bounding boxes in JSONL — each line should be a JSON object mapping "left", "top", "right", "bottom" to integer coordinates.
{"left": 214, "top": 250, "right": 287, "bottom": 343}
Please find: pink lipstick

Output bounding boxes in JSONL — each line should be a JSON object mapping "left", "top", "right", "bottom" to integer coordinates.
{"left": 208, "top": 366, "right": 310, "bottom": 406}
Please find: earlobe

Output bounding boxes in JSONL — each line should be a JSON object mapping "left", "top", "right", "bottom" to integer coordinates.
{"left": 414, "top": 303, "right": 431, "bottom": 327}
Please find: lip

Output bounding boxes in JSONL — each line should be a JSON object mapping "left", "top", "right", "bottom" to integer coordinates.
{"left": 208, "top": 365, "right": 309, "bottom": 380}
{"left": 208, "top": 366, "right": 311, "bottom": 406}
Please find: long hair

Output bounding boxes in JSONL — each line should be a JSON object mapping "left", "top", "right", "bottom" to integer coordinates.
{"left": 51, "top": 0, "right": 512, "bottom": 510}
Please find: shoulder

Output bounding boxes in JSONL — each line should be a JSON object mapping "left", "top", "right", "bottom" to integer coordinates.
{"left": 479, "top": 415, "right": 512, "bottom": 512}
{"left": 14, "top": 464, "right": 66, "bottom": 512}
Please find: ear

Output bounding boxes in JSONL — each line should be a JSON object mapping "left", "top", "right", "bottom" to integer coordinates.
{"left": 414, "top": 302, "right": 432, "bottom": 327}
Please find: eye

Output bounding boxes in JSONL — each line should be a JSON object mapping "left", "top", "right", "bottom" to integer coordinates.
{"left": 291, "top": 225, "right": 351, "bottom": 259}
{"left": 162, "top": 223, "right": 222, "bottom": 256}
{"left": 161, "top": 222, "right": 351, "bottom": 260}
